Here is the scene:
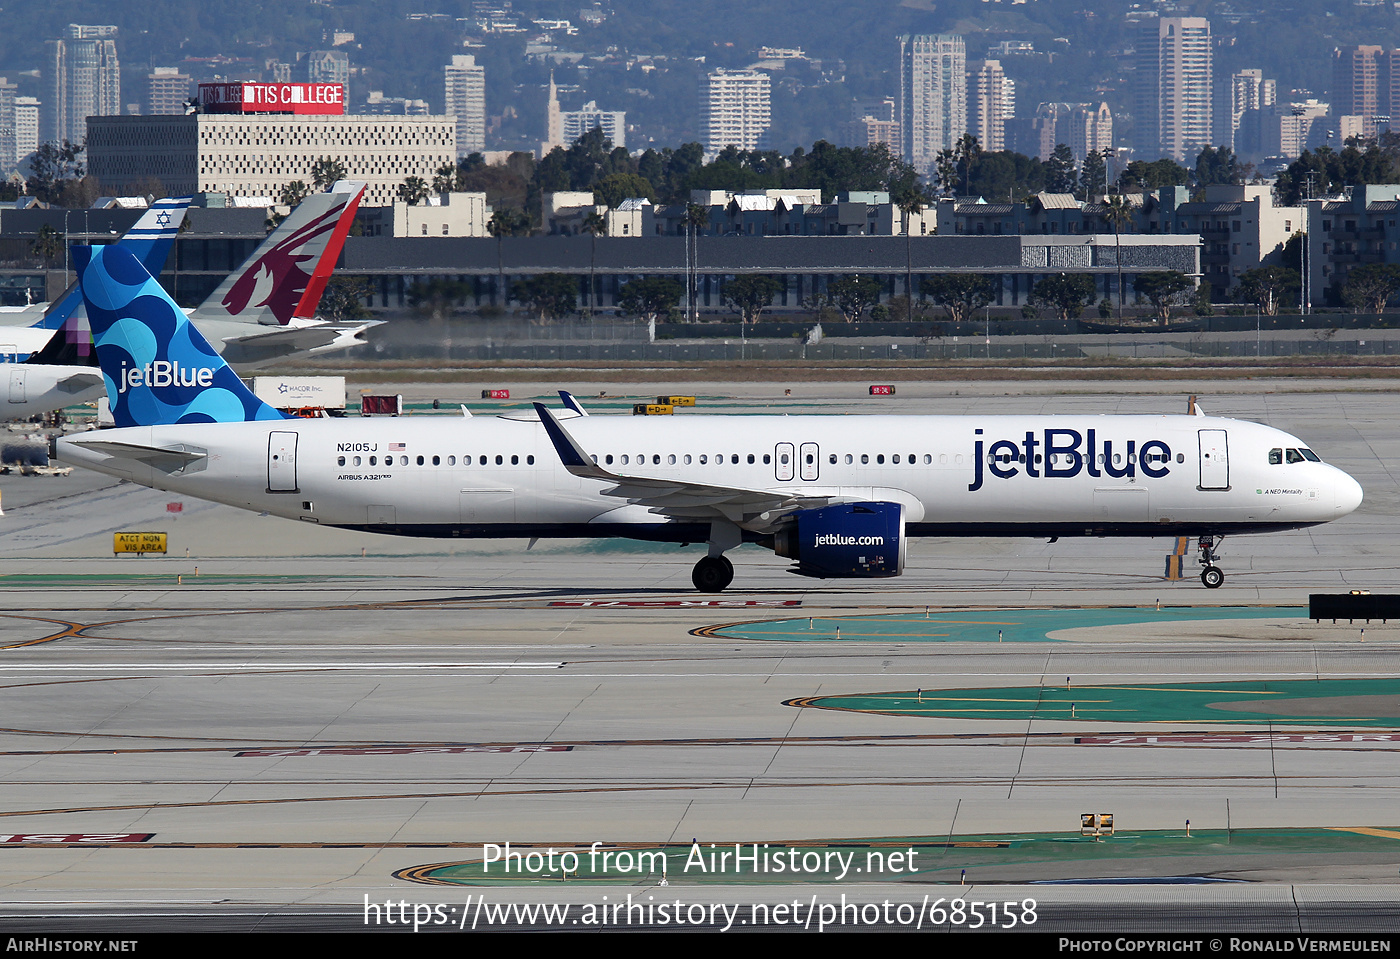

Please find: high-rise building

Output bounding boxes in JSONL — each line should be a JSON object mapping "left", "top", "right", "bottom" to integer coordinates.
{"left": 561, "top": 101, "right": 625, "bottom": 149}
{"left": 898, "top": 34, "right": 966, "bottom": 175}
{"left": 1135, "top": 17, "right": 1212, "bottom": 163}
{"left": 968, "top": 59, "right": 1014, "bottom": 153}
{"left": 147, "top": 67, "right": 191, "bottom": 116}
{"left": 15, "top": 97, "right": 39, "bottom": 165}
{"left": 845, "top": 97, "right": 900, "bottom": 154}
{"left": 703, "top": 69, "right": 770, "bottom": 156}
{"left": 1218, "top": 69, "right": 1276, "bottom": 150}
{"left": 540, "top": 71, "right": 565, "bottom": 155}
{"left": 0, "top": 78, "right": 15, "bottom": 172}
{"left": 42, "top": 24, "right": 120, "bottom": 146}
{"left": 1332, "top": 46, "right": 1391, "bottom": 138}
{"left": 445, "top": 54, "right": 486, "bottom": 156}
{"left": 305, "top": 49, "right": 350, "bottom": 99}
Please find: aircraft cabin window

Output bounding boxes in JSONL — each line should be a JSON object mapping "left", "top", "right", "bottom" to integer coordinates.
{"left": 432, "top": 456, "right": 440, "bottom": 466}
{"left": 893, "top": 454, "right": 901, "bottom": 464}
{"left": 417, "top": 455, "right": 425, "bottom": 465}
{"left": 338, "top": 456, "right": 345, "bottom": 466}
{"left": 479, "top": 456, "right": 487, "bottom": 465}
{"left": 684, "top": 455, "right": 691, "bottom": 465}
{"left": 652, "top": 454, "right": 661, "bottom": 465}
{"left": 747, "top": 454, "right": 755, "bottom": 464}
{"left": 620, "top": 455, "right": 628, "bottom": 465}
{"left": 1176, "top": 453, "right": 1185, "bottom": 463}
{"left": 877, "top": 454, "right": 885, "bottom": 464}
{"left": 731, "top": 454, "right": 739, "bottom": 464}
{"left": 353, "top": 456, "right": 362, "bottom": 466}
{"left": 699, "top": 454, "right": 707, "bottom": 464}
{"left": 669, "top": 454, "right": 677, "bottom": 465}
{"left": 762, "top": 453, "right": 770, "bottom": 464}
{"left": 844, "top": 454, "right": 853, "bottom": 464}
{"left": 829, "top": 454, "right": 837, "bottom": 464}
{"left": 495, "top": 455, "right": 503, "bottom": 465}
{"left": 606, "top": 454, "right": 614, "bottom": 465}
{"left": 781, "top": 453, "right": 790, "bottom": 464}
{"left": 860, "top": 454, "right": 869, "bottom": 464}
{"left": 369, "top": 456, "right": 377, "bottom": 465}
{"left": 1269, "top": 448, "right": 1283, "bottom": 465}
{"left": 448, "top": 456, "right": 455, "bottom": 466}
{"left": 1286, "top": 449, "right": 1305, "bottom": 464}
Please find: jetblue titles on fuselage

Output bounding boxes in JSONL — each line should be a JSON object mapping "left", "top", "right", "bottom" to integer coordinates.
{"left": 968, "top": 428, "right": 1173, "bottom": 491}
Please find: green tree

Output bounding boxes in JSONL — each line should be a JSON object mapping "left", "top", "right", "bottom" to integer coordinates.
{"left": 431, "top": 162, "right": 458, "bottom": 195}
{"left": 26, "top": 140, "right": 84, "bottom": 204}
{"left": 397, "top": 176, "right": 430, "bottom": 205}
{"left": 1342, "top": 263, "right": 1400, "bottom": 314}
{"left": 513, "top": 274, "right": 577, "bottom": 321}
{"left": 592, "top": 172, "right": 656, "bottom": 208}
{"left": 487, "top": 209, "right": 531, "bottom": 237}
{"left": 30, "top": 224, "right": 62, "bottom": 265}
{"left": 1235, "top": 267, "right": 1300, "bottom": 316}
{"left": 1031, "top": 274, "right": 1097, "bottom": 322}
{"left": 1133, "top": 271, "right": 1194, "bottom": 326}
{"left": 1194, "top": 146, "right": 1244, "bottom": 187}
{"left": 722, "top": 275, "right": 784, "bottom": 324}
{"left": 921, "top": 273, "right": 996, "bottom": 324}
{"left": 278, "top": 180, "right": 311, "bottom": 208}
{"left": 892, "top": 181, "right": 934, "bottom": 301}
{"left": 316, "top": 275, "right": 374, "bottom": 322}
{"left": 617, "top": 276, "right": 683, "bottom": 323}
{"left": 827, "top": 274, "right": 882, "bottom": 322}
{"left": 1045, "top": 143, "right": 1077, "bottom": 194}
{"left": 1100, "top": 194, "right": 1136, "bottom": 319}
{"left": 311, "top": 156, "right": 347, "bottom": 190}
{"left": 1117, "top": 158, "right": 1191, "bottom": 191}
{"left": 408, "top": 278, "right": 470, "bottom": 321}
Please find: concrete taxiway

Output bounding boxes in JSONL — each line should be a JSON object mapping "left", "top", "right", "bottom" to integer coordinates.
{"left": 1, "top": 380, "right": 1399, "bottom": 932}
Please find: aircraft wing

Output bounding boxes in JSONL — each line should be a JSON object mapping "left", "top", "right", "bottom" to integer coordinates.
{"left": 534, "top": 403, "right": 832, "bottom": 529}
{"left": 212, "top": 321, "right": 378, "bottom": 367}
{"left": 55, "top": 371, "right": 105, "bottom": 394}
{"left": 64, "top": 439, "right": 207, "bottom": 474}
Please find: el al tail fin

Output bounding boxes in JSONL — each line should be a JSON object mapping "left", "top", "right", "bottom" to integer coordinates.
{"left": 30, "top": 196, "right": 192, "bottom": 331}
{"left": 74, "top": 244, "right": 288, "bottom": 427}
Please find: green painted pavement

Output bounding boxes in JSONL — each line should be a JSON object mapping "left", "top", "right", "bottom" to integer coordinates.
{"left": 702, "top": 605, "right": 1305, "bottom": 644}
{"left": 413, "top": 827, "right": 1400, "bottom": 885}
{"left": 794, "top": 678, "right": 1400, "bottom": 726}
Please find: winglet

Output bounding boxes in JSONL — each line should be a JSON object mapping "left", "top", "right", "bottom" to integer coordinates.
{"left": 534, "top": 403, "right": 610, "bottom": 478}
{"left": 558, "top": 390, "right": 589, "bottom": 416}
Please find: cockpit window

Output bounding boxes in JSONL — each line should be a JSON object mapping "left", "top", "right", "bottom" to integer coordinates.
{"left": 1286, "top": 449, "right": 1305, "bottom": 464}
{"left": 1268, "top": 448, "right": 1282, "bottom": 465}
{"left": 1300, "top": 448, "right": 1321, "bottom": 462}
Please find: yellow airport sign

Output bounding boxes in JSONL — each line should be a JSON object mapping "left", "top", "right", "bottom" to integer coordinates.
{"left": 657, "top": 395, "right": 695, "bottom": 406}
{"left": 114, "top": 532, "right": 167, "bottom": 556}
{"left": 633, "top": 404, "right": 674, "bottom": 416}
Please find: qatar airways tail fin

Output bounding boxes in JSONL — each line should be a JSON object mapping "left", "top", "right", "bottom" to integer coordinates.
{"left": 195, "top": 181, "right": 366, "bottom": 328}
{"left": 73, "top": 244, "right": 287, "bottom": 427}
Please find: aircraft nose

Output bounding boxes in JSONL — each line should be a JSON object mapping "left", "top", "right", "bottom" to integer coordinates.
{"left": 1334, "top": 470, "right": 1364, "bottom": 516}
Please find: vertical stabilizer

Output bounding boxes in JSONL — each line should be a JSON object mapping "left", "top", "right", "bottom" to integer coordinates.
{"left": 74, "top": 244, "right": 287, "bottom": 427}
{"left": 26, "top": 196, "right": 192, "bottom": 331}
{"left": 196, "top": 182, "right": 367, "bottom": 327}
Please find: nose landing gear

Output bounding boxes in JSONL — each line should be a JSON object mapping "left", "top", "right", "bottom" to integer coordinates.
{"left": 1197, "top": 535, "right": 1224, "bottom": 588}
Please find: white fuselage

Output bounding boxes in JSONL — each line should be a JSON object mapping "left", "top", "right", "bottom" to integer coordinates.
{"left": 4, "top": 365, "right": 104, "bottom": 419}
{"left": 55, "top": 412, "right": 1363, "bottom": 544}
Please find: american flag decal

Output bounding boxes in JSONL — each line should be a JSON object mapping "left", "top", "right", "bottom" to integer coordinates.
{"left": 388, "top": 443, "right": 406, "bottom": 451}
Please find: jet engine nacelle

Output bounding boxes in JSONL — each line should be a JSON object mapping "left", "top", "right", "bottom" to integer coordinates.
{"left": 773, "top": 501, "right": 906, "bottom": 578}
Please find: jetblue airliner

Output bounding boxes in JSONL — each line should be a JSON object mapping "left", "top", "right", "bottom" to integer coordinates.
{"left": 55, "top": 244, "right": 1364, "bottom": 592}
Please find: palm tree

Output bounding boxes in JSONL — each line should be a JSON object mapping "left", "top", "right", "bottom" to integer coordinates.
{"left": 1102, "top": 194, "right": 1135, "bottom": 320}
{"left": 684, "top": 202, "right": 707, "bottom": 320}
{"left": 581, "top": 210, "right": 607, "bottom": 315}
{"left": 893, "top": 186, "right": 929, "bottom": 309}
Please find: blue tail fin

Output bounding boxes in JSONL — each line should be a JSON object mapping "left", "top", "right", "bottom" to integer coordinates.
{"left": 74, "top": 244, "right": 288, "bottom": 428}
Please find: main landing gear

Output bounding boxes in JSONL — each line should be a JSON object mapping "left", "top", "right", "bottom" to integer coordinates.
{"left": 692, "top": 555, "right": 734, "bottom": 592}
{"left": 692, "top": 520, "right": 741, "bottom": 593}
{"left": 1198, "top": 535, "right": 1224, "bottom": 589}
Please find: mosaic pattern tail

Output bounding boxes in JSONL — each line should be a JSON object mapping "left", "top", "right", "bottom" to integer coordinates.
{"left": 73, "top": 244, "right": 287, "bottom": 428}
